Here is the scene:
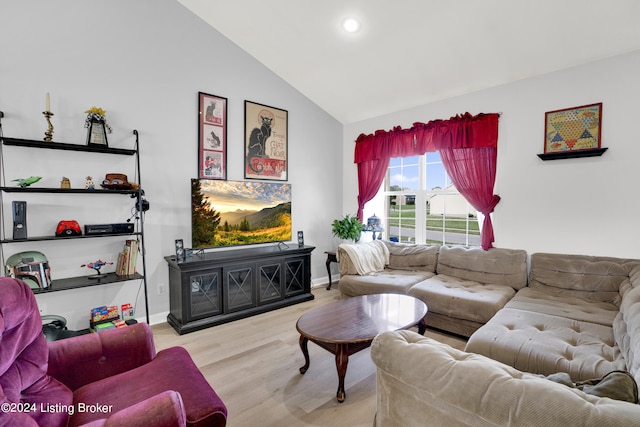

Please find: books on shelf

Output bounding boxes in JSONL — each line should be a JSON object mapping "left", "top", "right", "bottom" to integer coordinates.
{"left": 116, "top": 239, "right": 139, "bottom": 276}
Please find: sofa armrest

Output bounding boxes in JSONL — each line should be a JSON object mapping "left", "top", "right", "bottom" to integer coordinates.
{"left": 371, "top": 330, "right": 640, "bottom": 427}
{"left": 337, "top": 245, "right": 358, "bottom": 276}
{"left": 48, "top": 322, "right": 156, "bottom": 391}
{"left": 93, "top": 390, "right": 186, "bottom": 427}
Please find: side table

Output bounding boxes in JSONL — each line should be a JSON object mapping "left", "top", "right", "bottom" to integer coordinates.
{"left": 325, "top": 251, "right": 338, "bottom": 290}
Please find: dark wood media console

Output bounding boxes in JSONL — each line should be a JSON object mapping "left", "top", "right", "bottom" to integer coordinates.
{"left": 165, "top": 244, "right": 315, "bottom": 334}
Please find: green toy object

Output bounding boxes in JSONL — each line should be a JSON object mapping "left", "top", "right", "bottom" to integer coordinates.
{"left": 12, "top": 176, "right": 42, "bottom": 187}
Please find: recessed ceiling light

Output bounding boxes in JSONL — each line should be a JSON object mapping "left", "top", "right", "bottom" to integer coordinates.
{"left": 342, "top": 18, "right": 360, "bottom": 33}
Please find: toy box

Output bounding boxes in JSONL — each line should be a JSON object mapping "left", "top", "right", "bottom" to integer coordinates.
{"left": 121, "top": 303, "right": 135, "bottom": 320}
{"left": 91, "top": 305, "right": 119, "bottom": 323}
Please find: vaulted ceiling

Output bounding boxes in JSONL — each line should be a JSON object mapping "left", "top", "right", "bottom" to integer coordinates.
{"left": 178, "top": 0, "right": 640, "bottom": 124}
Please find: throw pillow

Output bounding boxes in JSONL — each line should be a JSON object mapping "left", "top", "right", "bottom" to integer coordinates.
{"left": 544, "top": 370, "right": 638, "bottom": 404}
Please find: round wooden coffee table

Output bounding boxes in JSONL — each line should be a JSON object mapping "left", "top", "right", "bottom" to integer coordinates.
{"left": 296, "top": 293, "right": 427, "bottom": 402}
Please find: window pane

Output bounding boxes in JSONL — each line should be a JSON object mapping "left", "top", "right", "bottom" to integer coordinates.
{"left": 399, "top": 164, "right": 419, "bottom": 191}
{"left": 389, "top": 157, "right": 402, "bottom": 167}
{"left": 389, "top": 157, "right": 420, "bottom": 191}
{"left": 387, "top": 194, "right": 415, "bottom": 243}
{"left": 425, "top": 152, "right": 440, "bottom": 163}
{"left": 379, "top": 153, "right": 487, "bottom": 248}
{"left": 426, "top": 196, "right": 481, "bottom": 246}
{"left": 426, "top": 162, "right": 447, "bottom": 189}
{"left": 402, "top": 155, "right": 420, "bottom": 165}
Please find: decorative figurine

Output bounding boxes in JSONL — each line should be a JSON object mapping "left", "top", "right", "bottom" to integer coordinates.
{"left": 60, "top": 177, "right": 71, "bottom": 188}
{"left": 43, "top": 92, "right": 54, "bottom": 142}
{"left": 81, "top": 260, "right": 113, "bottom": 279}
{"left": 84, "top": 106, "right": 112, "bottom": 147}
{"left": 85, "top": 176, "right": 95, "bottom": 189}
{"left": 12, "top": 176, "right": 42, "bottom": 188}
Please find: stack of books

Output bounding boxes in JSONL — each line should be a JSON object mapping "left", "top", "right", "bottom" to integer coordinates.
{"left": 116, "top": 239, "right": 139, "bottom": 276}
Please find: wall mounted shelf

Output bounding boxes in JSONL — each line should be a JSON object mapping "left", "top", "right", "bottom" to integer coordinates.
{"left": 537, "top": 147, "right": 608, "bottom": 161}
{"left": 0, "top": 187, "right": 139, "bottom": 194}
{"left": 32, "top": 272, "right": 144, "bottom": 294}
{"left": 2, "top": 137, "right": 137, "bottom": 155}
{"left": 1, "top": 232, "right": 142, "bottom": 244}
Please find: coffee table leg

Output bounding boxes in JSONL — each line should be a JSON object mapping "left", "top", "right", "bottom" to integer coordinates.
{"left": 417, "top": 317, "right": 427, "bottom": 335}
{"left": 299, "top": 335, "right": 310, "bottom": 374}
{"left": 335, "top": 344, "right": 349, "bottom": 403}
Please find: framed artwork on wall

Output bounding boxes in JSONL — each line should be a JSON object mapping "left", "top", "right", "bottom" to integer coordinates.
{"left": 198, "top": 92, "right": 227, "bottom": 180}
{"left": 244, "top": 100, "right": 288, "bottom": 181}
{"left": 544, "top": 103, "right": 602, "bottom": 154}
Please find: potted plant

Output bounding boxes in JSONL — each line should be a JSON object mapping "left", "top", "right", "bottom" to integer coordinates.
{"left": 331, "top": 214, "right": 365, "bottom": 242}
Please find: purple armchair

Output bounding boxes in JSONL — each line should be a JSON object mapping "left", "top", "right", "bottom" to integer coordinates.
{"left": 0, "top": 277, "right": 227, "bottom": 427}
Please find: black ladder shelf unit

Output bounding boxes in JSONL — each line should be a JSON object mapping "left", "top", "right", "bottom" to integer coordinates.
{"left": 0, "top": 114, "right": 149, "bottom": 323}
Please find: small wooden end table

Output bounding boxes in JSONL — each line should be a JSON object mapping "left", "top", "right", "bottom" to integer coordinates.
{"left": 296, "top": 293, "right": 427, "bottom": 402}
{"left": 325, "top": 251, "right": 338, "bottom": 290}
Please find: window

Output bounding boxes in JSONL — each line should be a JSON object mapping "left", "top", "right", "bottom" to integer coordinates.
{"left": 381, "top": 152, "right": 480, "bottom": 246}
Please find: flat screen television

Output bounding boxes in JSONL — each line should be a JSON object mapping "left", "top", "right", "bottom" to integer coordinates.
{"left": 191, "top": 179, "right": 292, "bottom": 248}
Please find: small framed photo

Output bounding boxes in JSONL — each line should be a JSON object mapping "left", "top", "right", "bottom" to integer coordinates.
{"left": 244, "top": 100, "right": 288, "bottom": 181}
{"left": 544, "top": 103, "right": 602, "bottom": 154}
{"left": 198, "top": 92, "right": 227, "bottom": 180}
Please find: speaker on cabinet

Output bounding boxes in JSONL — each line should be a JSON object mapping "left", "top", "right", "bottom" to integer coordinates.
{"left": 12, "top": 201, "right": 27, "bottom": 240}
{"left": 297, "top": 231, "right": 304, "bottom": 248}
{"left": 175, "top": 239, "right": 185, "bottom": 262}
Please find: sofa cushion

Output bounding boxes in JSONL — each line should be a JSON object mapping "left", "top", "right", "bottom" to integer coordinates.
{"left": 505, "top": 287, "right": 619, "bottom": 327}
{"left": 338, "top": 270, "right": 434, "bottom": 298}
{"left": 409, "top": 275, "right": 515, "bottom": 324}
{"left": 436, "top": 246, "right": 528, "bottom": 290}
{"left": 466, "top": 308, "right": 626, "bottom": 381}
{"left": 529, "top": 252, "right": 640, "bottom": 304}
{"left": 384, "top": 241, "right": 439, "bottom": 272}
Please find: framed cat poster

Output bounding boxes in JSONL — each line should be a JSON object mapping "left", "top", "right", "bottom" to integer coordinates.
{"left": 198, "top": 92, "right": 227, "bottom": 180}
{"left": 244, "top": 100, "right": 288, "bottom": 181}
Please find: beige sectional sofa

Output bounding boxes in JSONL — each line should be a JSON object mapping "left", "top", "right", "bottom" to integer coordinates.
{"left": 357, "top": 247, "right": 640, "bottom": 426}
{"left": 371, "top": 330, "right": 640, "bottom": 426}
{"left": 338, "top": 241, "right": 528, "bottom": 337}
{"left": 465, "top": 252, "right": 640, "bottom": 382}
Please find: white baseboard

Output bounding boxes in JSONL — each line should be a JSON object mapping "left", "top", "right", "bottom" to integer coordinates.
{"left": 138, "top": 310, "right": 170, "bottom": 326}
{"left": 311, "top": 274, "right": 339, "bottom": 289}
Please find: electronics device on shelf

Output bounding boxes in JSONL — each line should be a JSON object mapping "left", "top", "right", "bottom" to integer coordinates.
{"left": 85, "top": 222, "right": 135, "bottom": 235}
{"left": 12, "top": 201, "right": 27, "bottom": 240}
{"left": 175, "top": 239, "right": 185, "bottom": 262}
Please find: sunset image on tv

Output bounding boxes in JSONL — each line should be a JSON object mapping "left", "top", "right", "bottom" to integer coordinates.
{"left": 192, "top": 179, "right": 292, "bottom": 248}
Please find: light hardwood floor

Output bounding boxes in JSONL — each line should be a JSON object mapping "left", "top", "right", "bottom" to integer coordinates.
{"left": 152, "top": 285, "right": 467, "bottom": 427}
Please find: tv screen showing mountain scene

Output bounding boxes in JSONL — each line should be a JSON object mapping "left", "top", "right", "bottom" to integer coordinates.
{"left": 191, "top": 179, "right": 292, "bottom": 248}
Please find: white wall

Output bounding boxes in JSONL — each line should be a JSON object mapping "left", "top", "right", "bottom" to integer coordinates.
{"left": 344, "top": 50, "right": 640, "bottom": 260}
{"left": 0, "top": 0, "right": 343, "bottom": 329}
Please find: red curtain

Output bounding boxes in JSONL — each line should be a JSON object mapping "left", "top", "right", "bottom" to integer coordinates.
{"left": 354, "top": 112, "right": 500, "bottom": 249}
{"left": 356, "top": 159, "right": 388, "bottom": 220}
{"left": 439, "top": 148, "right": 500, "bottom": 249}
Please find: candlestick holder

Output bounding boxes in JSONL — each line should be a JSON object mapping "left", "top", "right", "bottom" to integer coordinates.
{"left": 42, "top": 111, "right": 54, "bottom": 142}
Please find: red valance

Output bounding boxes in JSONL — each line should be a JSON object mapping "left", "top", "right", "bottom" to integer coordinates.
{"left": 354, "top": 112, "right": 499, "bottom": 163}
